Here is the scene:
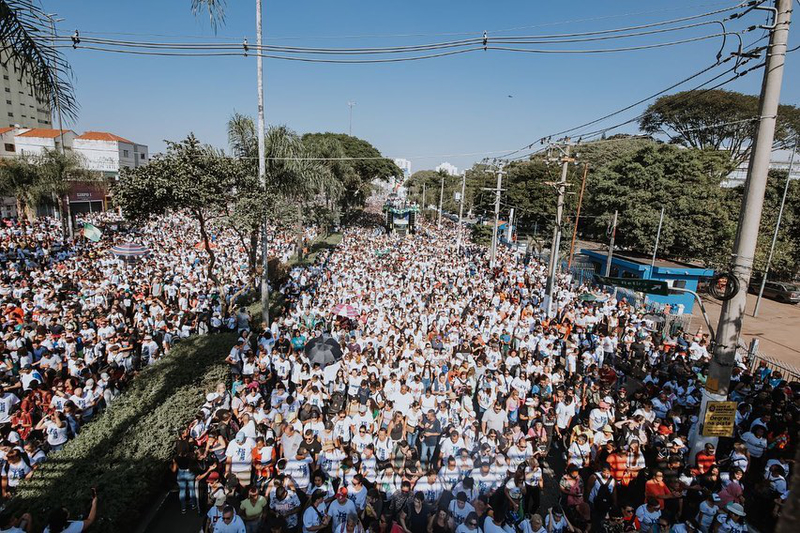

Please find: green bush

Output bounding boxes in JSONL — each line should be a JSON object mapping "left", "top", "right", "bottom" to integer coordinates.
{"left": 5, "top": 332, "right": 234, "bottom": 532}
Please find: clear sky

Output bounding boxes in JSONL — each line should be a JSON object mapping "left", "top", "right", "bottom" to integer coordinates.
{"left": 42, "top": 0, "right": 799, "bottom": 172}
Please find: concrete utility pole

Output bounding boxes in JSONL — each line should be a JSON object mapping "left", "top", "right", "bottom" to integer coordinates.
{"left": 693, "top": 0, "right": 792, "bottom": 456}
{"left": 457, "top": 171, "right": 466, "bottom": 249}
{"left": 438, "top": 174, "right": 444, "bottom": 229}
{"left": 545, "top": 139, "right": 571, "bottom": 317}
{"left": 754, "top": 138, "right": 797, "bottom": 317}
{"left": 422, "top": 183, "right": 427, "bottom": 220}
{"left": 489, "top": 162, "right": 505, "bottom": 267}
{"left": 604, "top": 210, "right": 618, "bottom": 277}
{"left": 567, "top": 163, "right": 589, "bottom": 269}
{"left": 256, "top": 0, "right": 270, "bottom": 324}
{"left": 507, "top": 208, "right": 515, "bottom": 242}
{"left": 651, "top": 206, "right": 666, "bottom": 269}
{"left": 46, "top": 14, "right": 72, "bottom": 239}
{"left": 348, "top": 101, "right": 356, "bottom": 136}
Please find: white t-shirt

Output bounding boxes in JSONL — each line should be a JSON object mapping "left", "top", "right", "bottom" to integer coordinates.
{"left": 0, "top": 393, "right": 20, "bottom": 424}
{"left": 43, "top": 521, "right": 85, "bottom": 533}
{"left": 636, "top": 505, "right": 661, "bottom": 529}
{"left": 226, "top": 441, "right": 254, "bottom": 472}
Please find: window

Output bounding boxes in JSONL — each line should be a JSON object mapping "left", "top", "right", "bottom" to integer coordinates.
{"left": 139, "top": 153, "right": 145, "bottom": 160}
{"left": 7, "top": 112, "right": 12, "bottom": 117}
{"left": 2, "top": 75, "right": 7, "bottom": 80}
{"left": 5, "top": 100, "right": 10, "bottom": 105}
{"left": 4, "top": 143, "right": 14, "bottom": 152}
{"left": 123, "top": 149, "right": 129, "bottom": 157}
{"left": 672, "top": 280, "right": 687, "bottom": 289}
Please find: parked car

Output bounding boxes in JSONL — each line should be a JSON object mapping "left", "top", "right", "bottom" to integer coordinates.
{"left": 748, "top": 278, "right": 800, "bottom": 304}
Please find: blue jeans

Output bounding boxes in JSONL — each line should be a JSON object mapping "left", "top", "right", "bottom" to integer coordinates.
{"left": 421, "top": 441, "right": 437, "bottom": 465}
{"left": 406, "top": 428, "right": 419, "bottom": 449}
{"left": 177, "top": 469, "right": 196, "bottom": 510}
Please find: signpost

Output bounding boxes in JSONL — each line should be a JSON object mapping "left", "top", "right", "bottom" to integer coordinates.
{"left": 701, "top": 401, "right": 737, "bottom": 437}
{"left": 594, "top": 275, "right": 669, "bottom": 296}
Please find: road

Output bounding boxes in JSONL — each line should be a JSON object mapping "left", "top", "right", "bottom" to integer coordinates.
{"left": 692, "top": 291, "right": 800, "bottom": 369}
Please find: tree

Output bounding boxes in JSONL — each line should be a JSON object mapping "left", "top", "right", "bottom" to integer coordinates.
{"left": 225, "top": 114, "right": 329, "bottom": 273}
{"left": 0, "top": 148, "right": 91, "bottom": 236}
{"left": 0, "top": 1, "right": 77, "bottom": 121}
{"left": 115, "top": 134, "right": 241, "bottom": 310}
{"left": 584, "top": 143, "right": 735, "bottom": 266}
{"left": 639, "top": 90, "right": 800, "bottom": 165}
{"left": 302, "top": 133, "right": 400, "bottom": 208}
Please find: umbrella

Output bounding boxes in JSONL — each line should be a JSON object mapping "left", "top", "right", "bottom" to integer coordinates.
{"left": 304, "top": 333, "right": 343, "bottom": 368}
{"left": 194, "top": 241, "right": 218, "bottom": 251}
{"left": 331, "top": 303, "right": 359, "bottom": 319}
{"left": 110, "top": 242, "right": 149, "bottom": 258}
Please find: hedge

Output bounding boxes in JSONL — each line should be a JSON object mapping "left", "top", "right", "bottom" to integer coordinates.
{"left": 5, "top": 332, "right": 233, "bottom": 532}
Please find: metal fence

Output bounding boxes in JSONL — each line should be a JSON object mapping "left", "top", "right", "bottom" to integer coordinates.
{"left": 737, "top": 339, "right": 800, "bottom": 383}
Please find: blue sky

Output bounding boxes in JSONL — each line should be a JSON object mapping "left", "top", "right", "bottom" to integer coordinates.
{"left": 42, "top": 0, "right": 798, "bottom": 172}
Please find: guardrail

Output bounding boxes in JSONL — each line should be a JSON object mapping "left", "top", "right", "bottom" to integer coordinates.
{"left": 738, "top": 339, "right": 800, "bottom": 383}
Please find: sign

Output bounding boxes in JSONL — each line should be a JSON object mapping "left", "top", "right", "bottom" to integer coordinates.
{"left": 702, "top": 401, "right": 737, "bottom": 437}
{"left": 595, "top": 275, "right": 669, "bottom": 296}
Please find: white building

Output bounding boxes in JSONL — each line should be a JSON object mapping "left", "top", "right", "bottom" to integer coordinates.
{"left": 394, "top": 158, "right": 411, "bottom": 178}
{"left": 14, "top": 128, "right": 75, "bottom": 155}
{"left": 722, "top": 148, "right": 800, "bottom": 187}
{"left": 0, "top": 51, "right": 52, "bottom": 130}
{"left": 73, "top": 131, "right": 149, "bottom": 177}
{"left": 435, "top": 162, "right": 459, "bottom": 176}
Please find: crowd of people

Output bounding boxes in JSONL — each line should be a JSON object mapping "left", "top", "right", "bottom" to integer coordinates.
{"left": 173, "top": 212, "right": 798, "bottom": 533}
{"left": 0, "top": 212, "right": 312, "bottom": 531}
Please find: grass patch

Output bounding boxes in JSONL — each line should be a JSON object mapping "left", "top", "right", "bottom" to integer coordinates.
{"left": 5, "top": 333, "right": 233, "bottom": 533}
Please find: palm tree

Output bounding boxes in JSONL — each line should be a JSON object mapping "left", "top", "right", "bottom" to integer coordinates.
{"left": 0, "top": 1, "right": 78, "bottom": 121}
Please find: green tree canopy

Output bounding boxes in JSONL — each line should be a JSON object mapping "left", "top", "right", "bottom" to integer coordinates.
{"left": 639, "top": 89, "right": 800, "bottom": 165}
{"left": 584, "top": 143, "right": 735, "bottom": 266}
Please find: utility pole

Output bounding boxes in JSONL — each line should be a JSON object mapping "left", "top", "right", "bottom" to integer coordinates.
{"left": 604, "top": 210, "right": 618, "bottom": 277}
{"left": 489, "top": 162, "right": 505, "bottom": 268}
{"left": 651, "top": 206, "right": 666, "bottom": 269}
{"left": 567, "top": 163, "right": 589, "bottom": 269}
{"left": 438, "top": 174, "right": 444, "bottom": 229}
{"left": 754, "top": 137, "right": 797, "bottom": 317}
{"left": 457, "top": 171, "right": 466, "bottom": 249}
{"left": 545, "top": 139, "right": 571, "bottom": 317}
{"left": 256, "top": 0, "right": 270, "bottom": 325}
{"left": 348, "top": 101, "right": 356, "bottom": 136}
{"left": 507, "top": 208, "right": 515, "bottom": 242}
{"left": 693, "top": 0, "right": 792, "bottom": 456}
{"left": 46, "top": 14, "right": 72, "bottom": 239}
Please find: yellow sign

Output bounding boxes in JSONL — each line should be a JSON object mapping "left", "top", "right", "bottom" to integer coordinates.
{"left": 702, "top": 401, "right": 737, "bottom": 437}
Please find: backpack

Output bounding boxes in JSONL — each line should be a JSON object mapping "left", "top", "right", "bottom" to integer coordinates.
{"left": 593, "top": 476, "right": 614, "bottom": 513}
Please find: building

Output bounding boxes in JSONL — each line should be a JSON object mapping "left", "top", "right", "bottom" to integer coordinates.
{"left": 580, "top": 249, "right": 715, "bottom": 314}
{"left": 394, "top": 158, "right": 411, "bottom": 178}
{"left": 0, "top": 51, "right": 52, "bottom": 129}
{"left": 0, "top": 128, "right": 148, "bottom": 216}
{"left": 73, "top": 131, "right": 149, "bottom": 177}
{"left": 435, "top": 162, "right": 459, "bottom": 176}
{"left": 722, "top": 148, "right": 800, "bottom": 187}
{"left": 14, "top": 128, "right": 75, "bottom": 155}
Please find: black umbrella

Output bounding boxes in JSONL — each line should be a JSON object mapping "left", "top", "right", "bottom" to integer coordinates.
{"left": 304, "top": 333, "right": 343, "bottom": 368}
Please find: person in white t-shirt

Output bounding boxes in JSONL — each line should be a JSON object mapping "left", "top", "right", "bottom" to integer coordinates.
{"left": 43, "top": 489, "right": 98, "bottom": 533}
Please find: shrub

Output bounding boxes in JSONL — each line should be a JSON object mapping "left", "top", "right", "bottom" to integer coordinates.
{"left": 5, "top": 332, "right": 234, "bottom": 532}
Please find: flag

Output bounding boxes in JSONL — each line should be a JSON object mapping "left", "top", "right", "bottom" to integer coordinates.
{"left": 83, "top": 222, "right": 102, "bottom": 242}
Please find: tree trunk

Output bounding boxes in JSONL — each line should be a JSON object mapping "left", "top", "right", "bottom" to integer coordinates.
{"left": 195, "top": 210, "right": 225, "bottom": 314}
{"left": 295, "top": 203, "right": 304, "bottom": 260}
{"left": 16, "top": 197, "right": 27, "bottom": 240}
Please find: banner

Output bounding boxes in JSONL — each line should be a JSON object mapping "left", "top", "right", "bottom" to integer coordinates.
{"left": 82, "top": 222, "right": 103, "bottom": 242}
{"left": 595, "top": 275, "right": 669, "bottom": 296}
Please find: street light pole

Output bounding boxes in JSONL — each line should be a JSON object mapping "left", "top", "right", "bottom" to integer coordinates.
{"left": 46, "top": 14, "right": 72, "bottom": 239}
{"left": 256, "top": 0, "right": 270, "bottom": 325}
{"left": 754, "top": 138, "right": 797, "bottom": 317}
{"left": 651, "top": 206, "right": 666, "bottom": 269}
{"left": 604, "top": 210, "right": 618, "bottom": 277}
{"left": 457, "top": 171, "right": 466, "bottom": 249}
{"left": 348, "top": 101, "right": 356, "bottom": 136}
{"left": 438, "top": 174, "right": 444, "bottom": 229}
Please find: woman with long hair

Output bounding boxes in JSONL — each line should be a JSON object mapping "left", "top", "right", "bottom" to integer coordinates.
{"left": 171, "top": 438, "right": 199, "bottom": 513}
{"left": 44, "top": 489, "right": 98, "bottom": 533}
